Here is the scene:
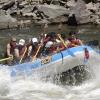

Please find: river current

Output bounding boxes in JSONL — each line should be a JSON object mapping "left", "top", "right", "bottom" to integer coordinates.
{"left": 0, "top": 24, "right": 100, "bottom": 100}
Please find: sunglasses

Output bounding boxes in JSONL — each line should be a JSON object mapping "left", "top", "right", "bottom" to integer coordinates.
{"left": 12, "top": 40, "right": 16, "bottom": 42}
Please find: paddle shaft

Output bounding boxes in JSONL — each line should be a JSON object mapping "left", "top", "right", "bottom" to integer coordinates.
{"left": 19, "top": 47, "right": 27, "bottom": 63}
{"left": 57, "top": 34, "right": 67, "bottom": 48}
{"left": 0, "top": 56, "right": 13, "bottom": 62}
{"left": 32, "top": 45, "right": 41, "bottom": 61}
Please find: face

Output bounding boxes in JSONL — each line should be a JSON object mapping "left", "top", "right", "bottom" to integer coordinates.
{"left": 10, "top": 40, "right": 16, "bottom": 47}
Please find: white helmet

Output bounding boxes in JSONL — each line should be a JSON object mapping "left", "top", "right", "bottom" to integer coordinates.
{"left": 32, "top": 38, "right": 38, "bottom": 43}
{"left": 19, "top": 39, "right": 25, "bottom": 46}
{"left": 45, "top": 41, "right": 53, "bottom": 48}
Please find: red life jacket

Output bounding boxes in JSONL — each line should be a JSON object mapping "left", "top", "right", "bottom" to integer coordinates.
{"left": 49, "top": 46, "right": 57, "bottom": 53}
{"left": 59, "top": 43, "right": 65, "bottom": 51}
{"left": 68, "top": 38, "right": 81, "bottom": 47}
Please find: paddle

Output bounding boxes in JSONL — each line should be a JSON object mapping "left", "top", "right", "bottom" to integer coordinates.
{"left": 0, "top": 56, "right": 13, "bottom": 62}
{"left": 57, "top": 33, "right": 75, "bottom": 57}
{"left": 57, "top": 34, "right": 67, "bottom": 48}
{"left": 19, "top": 47, "right": 27, "bottom": 63}
{"left": 32, "top": 44, "right": 42, "bottom": 62}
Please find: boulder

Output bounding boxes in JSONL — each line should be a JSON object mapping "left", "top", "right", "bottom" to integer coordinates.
{"left": 37, "top": 4, "right": 69, "bottom": 19}
{"left": 0, "top": 14, "right": 17, "bottom": 29}
{"left": 2, "top": 1, "right": 15, "bottom": 10}
{"left": 68, "top": 0, "right": 91, "bottom": 25}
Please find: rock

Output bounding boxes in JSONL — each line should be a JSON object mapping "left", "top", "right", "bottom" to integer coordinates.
{"left": 30, "top": 4, "right": 69, "bottom": 24}
{"left": 48, "top": 15, "right": 68, "bottom": 23}
{"left": 68, "top": 0, "right": 91, "bottom": 25}
{"left": 37, "top": 4, "right": 69, "bottom": 19}
{"left": 86, "top": 2, "right": 100, "bottom": 24}
{"left": 2, "top": 1, "right": 15, "bottom": 10}
{"left": 23, "top": 12, "right": 37, "bottom": 17}
{"left": 90, "top": 14, "right": 100, "bottom": 24}
{"left": 21, "top": 5, "right": 34, "bottom": 15}
{"left": 95, "top": 18, "right": 100, "bottom": 24}
{"left": 34, "top": 19, "right": 50, "bottom": 25}
{"left": 0, "top": 10, "right": 6, "bottom": 15}
{"left": 17, "top": 20, "right": 31, "bottom": 29}
{"left": 86, "top": 2, "right": 97, "bottom": 10}
{"left": 67, "top": 0, "right": 77, "bottom": 7}
{"left": 0, "top": 0, "right": 100, "bottom": 29}
{"left": 0, "top": 14, "right": 17, "bottom": 29}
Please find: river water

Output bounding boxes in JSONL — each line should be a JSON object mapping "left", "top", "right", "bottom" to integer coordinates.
{"left": 0, "top": 24, "right": 100, "bottom": 100}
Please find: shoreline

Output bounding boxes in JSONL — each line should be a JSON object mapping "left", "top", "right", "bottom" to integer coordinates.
{"left": 0, "top": 0, "right": 100, "bottom": 30}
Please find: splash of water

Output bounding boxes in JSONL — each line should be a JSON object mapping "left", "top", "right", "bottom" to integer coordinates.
{"left": 0, "top": 52, "right": 99, "bottom": 100}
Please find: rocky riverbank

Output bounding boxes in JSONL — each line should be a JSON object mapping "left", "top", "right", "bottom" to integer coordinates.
{"left": 0, "top": 0, "right": 100, "bottom": 29}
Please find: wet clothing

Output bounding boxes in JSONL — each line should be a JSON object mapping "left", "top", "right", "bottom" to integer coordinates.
{"left": 5, "top": 43, "right": 16, "bottom": 57}
{"left": 27, "top": 43, "right": 40, "bottom": 58}
{"left": 68, "top": 38, "right": 82, "bottom": 48}
{"left": 4, "top": 42, "right": 17, "bottom": 65}
{"left": 58, "top": 43, "right": 65, "bottom": 51}
{"left": 16, "top": 45, "right": 26, "bottom": 56}
{"left": 14, "top": 44, "right": 26, "bottom": 63}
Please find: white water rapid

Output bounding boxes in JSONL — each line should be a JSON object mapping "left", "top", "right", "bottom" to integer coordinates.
{"left": 0, "top": 53, "right": 100, "bottom": 100}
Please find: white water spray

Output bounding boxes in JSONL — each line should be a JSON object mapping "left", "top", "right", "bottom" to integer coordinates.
{"left": 0, "top": 52, "right": 99, "bottom": 100}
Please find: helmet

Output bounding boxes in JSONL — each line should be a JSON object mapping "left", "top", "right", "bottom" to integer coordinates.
{"left": 19, "top": 39, "right": 25, "bottom": 46}
{"left": 32, "top": 38, "right": 38, "bottom": 43}
{"left": 45, "top": 41, "right": 53, "bottom": 48}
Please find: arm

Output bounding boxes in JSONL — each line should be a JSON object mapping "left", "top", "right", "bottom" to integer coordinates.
{"left": 79, "top": 39, "right": 83, "bottom": 45}
{"left": 27, "top": 46, "right": 32, "bottom": 57}
{"left": 7, "top": 44, "right": 12, "bottom": 56}
{"left": 14, "top": 48, "right": 19, "bottom": 59}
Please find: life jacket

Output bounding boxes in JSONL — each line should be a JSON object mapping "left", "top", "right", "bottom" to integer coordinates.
{"left": 58, "top": 43, "right": 65, "bottom": 51}
{"left": 30, "top": 44, "right": 40, "bottom": 57}
{"left": 68, "top": 38, "right": 81, "bottom": 48}
{"left": 43, "top": 36, "right": 51, "bottom": 44}
{"left": 49, "top": 46, "right": 57, "bottom": 54}
{"left": 17, "top": 45, "right": 26, "bottom": 56}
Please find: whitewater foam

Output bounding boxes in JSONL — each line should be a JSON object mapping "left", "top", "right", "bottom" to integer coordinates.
{"left": 0, "top": 52, "right": 99, "bottom": 100}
